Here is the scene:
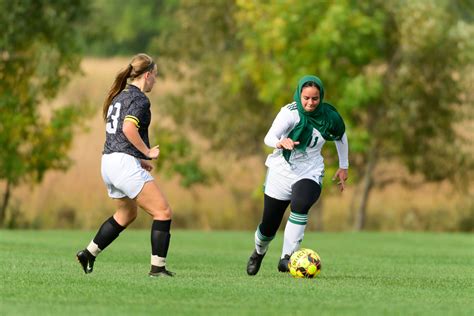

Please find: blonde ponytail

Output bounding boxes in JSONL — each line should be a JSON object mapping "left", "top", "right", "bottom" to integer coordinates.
{"left": 102, "top": 53, "right": 155, "bottom": 121}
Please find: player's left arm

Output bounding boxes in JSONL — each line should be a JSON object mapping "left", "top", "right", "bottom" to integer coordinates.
{"left": 333, "top": 132, "right": 349, "bottom": 192}
{"left": 123, "top": 120, "right": 159, "bottom": 158}
{"left": 124, "top": 98, "right": 159, "bottom": 159}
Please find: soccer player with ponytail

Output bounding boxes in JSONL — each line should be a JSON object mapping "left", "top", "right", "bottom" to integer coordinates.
{"left": 76, "top": 53, "right": 175, "bottom": 277}
{"left": 247, "top": 75, "right": 349, "bottom": 275}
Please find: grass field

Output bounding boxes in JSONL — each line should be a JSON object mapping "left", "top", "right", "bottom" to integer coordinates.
{"left": 0, "top": 230, "right": 472, "bottom": 315}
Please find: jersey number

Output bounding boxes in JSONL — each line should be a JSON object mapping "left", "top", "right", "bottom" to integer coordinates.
{"left": 106, "top": 102, "right": 121, "bottom": 134}
{"left": 308, "top": 136, "right": 319, "bottom": 148}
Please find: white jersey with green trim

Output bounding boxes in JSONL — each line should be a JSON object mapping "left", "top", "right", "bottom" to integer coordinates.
{"left": 264, "top": 102, "right": 349, "bottom": 180}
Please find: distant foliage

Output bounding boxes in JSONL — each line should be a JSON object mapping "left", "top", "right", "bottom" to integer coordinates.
{"left": 0, "top": 0, "right": 93, "bottom": 225}
{"left": 155, "top": 0, "right": 474, "bottom": 229}
{"left": 83, "top": 0, "right": 174, "bottom": 56}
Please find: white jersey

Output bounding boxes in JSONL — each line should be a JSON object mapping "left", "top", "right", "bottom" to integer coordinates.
{"left": 264, "top": 102, "right": 349, "bottom": 183}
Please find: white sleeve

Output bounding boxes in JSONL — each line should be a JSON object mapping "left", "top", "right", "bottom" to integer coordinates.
{"left": 335, "top": 132, "right": 349, "bottom": 169}
{"left": 264, "top": 107, "right": 296, "bottom": 148}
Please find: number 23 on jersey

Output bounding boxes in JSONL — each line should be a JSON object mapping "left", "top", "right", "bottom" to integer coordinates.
{"left": 106, "top": 102, "right": 121, "bottom": 134}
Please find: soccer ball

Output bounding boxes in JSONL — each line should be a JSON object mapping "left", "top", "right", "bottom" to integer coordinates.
{"left": 289, "top": 248, "right": 322, "bottom": 278}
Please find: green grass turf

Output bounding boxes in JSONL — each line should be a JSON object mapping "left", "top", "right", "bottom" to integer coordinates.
{"left": 0, "top": 230, "right": 472, "bottom": 315}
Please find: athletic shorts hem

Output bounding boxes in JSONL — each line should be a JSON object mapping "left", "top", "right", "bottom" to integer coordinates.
{"left": 101, "top": 153, "right": 154, "bottom": 199}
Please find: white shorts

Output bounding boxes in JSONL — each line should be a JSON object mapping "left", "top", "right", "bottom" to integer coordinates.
{"left": 264, "top": 167, "right": 323, "bottom": 201}
{"left": 101, "top": 153, "right": 154, "bottom": 199}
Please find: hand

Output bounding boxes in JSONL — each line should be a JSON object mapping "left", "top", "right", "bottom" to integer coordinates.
{"left": 147, "top": 145, "right": 160, "bottom": 159}
{"left": 277, "top": 138, "right": 300, "bottom": 150}
{"left": 140, "top": 160, "right": 153, "bottom": 171}
{"left": 332, "top": 168, "right": 348, "bottom": 192}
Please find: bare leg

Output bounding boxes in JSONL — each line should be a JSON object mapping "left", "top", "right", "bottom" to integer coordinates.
{"left": 77, "top": 198, "right": 136, "bottom": 274}
{"left": 113, "top": 197, "right": 138, "bottom": 227}
{"left": 135, "top": 180, "right": 172, "bottom": 220}
{"left": 136, "top": 180, "right": 174, "bottom": 276}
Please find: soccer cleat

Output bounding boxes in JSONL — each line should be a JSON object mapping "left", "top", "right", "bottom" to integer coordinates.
{"left": 76, "top": 249, "right": 96, "bottom": 274}
{"left": 277, "top": 254, "right": 291, "bottom": 273}
{"left": 246, "top": 250, "right": 266, "bottom": 276}
{"left": 149, "top": 265, "right": 175, "bottom": 277}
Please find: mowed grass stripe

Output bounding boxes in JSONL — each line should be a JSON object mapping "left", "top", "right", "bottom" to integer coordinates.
{"left": 0, "top": 230, "right": 472, "bottom": 315}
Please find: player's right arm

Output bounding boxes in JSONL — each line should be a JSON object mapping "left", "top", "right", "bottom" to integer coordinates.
{"left": 122, "top": 121, "right": 159, "bottom": 159}
{"left": 264, "top": 107, "right": 299, "bottom": 149}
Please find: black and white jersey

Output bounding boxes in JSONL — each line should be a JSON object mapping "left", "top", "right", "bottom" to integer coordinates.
{"left": 103, "top": 85, "right": 151, "bottom": 160}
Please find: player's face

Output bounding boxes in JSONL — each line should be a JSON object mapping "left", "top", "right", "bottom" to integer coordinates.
{"left": 143, "top": 67, "right": 157, "bottom": 93}
{"left": 300, "top": 86, "right": 320, "bottom": 112}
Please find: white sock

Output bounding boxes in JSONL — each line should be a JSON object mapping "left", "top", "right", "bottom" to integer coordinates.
{"left": 151, "top": 255, "right": 166, "bottom": 267}
{"left": 86, "top": 241, "right": 101, "bottom": 257}
{"left": 281, "top": 212, "right": 308, "bottom": 258}
{"left": 255, "top": 227, "right": 274, "bottom": 255}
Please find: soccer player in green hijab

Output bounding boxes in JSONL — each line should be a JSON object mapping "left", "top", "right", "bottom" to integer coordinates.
{"left": 247, "top": 75, "right": 349, "bottom": 275}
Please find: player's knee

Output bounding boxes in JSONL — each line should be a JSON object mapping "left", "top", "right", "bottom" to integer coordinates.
{"left": 290, "top": 199, "right": 312, "bottom": 215}
{"left": 163, "top": 206, "right": 172, "bottom": 219}
{"left": 153, "top": 205, "right": 172, "bottom": 220}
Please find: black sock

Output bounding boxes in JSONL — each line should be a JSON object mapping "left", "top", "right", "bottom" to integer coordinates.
{"left": 92, "top": 216, "right": 126, "bottom": 251}
{"left": 151, "top": 219, "right": 171, "bottom": 262}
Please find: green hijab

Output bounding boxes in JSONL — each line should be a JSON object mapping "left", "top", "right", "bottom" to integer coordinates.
{"left": 283, "top": 75, "right": 345, "bottom": 162}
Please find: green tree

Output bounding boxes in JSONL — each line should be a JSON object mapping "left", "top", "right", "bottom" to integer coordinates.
{"left": 84, "top": 0, "right": 174, "bottom": 56}
{"left": 0, "top": 0, "right": 93, "bottom": 226}
{"left": 153, "top": 0, "right": 271, "bottom": 159}
{"left": 148, "top": 0, "right": 245, "bottom": 187}
{"left": 157, "top": 0, "right": 473, "bottom": 229}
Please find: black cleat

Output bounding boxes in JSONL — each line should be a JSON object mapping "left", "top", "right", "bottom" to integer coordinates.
{"left": 149, "top": 266, "right": 175, "bottom": 277}
{"left": 247, "top": 250, "right": 266, "bottom": 276}
{"left": 278, "top": 254, "right": 291, "bottom": 273}
{"left": 76, "top": 249, "right": 96, "bottom": 274}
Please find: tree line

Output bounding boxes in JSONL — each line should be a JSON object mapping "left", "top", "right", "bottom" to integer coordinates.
{"left": 1, "top": 0, "right": 473, "bottom": 229}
